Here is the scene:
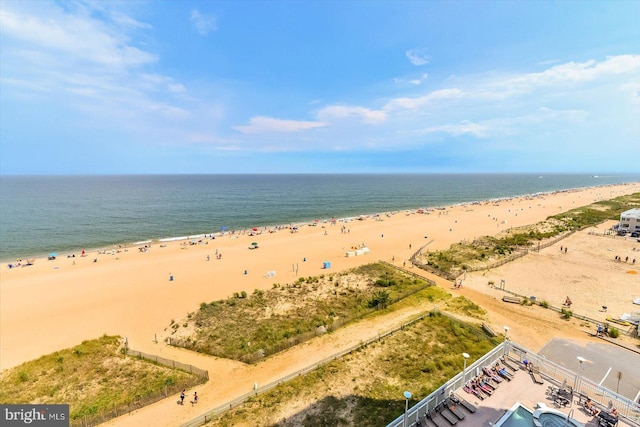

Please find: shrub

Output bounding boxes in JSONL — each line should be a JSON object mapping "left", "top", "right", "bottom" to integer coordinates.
{"left": 539, "top": 300, "right": 549, "bottom": 308}
{"left": 367, "top": 290, "right": 391, "bottom": 309}
{"left": 561, "top": 308, "right": 572, "bottom": 320}
{"left": 608, "top": 327, "right": 620, "bottom": 338}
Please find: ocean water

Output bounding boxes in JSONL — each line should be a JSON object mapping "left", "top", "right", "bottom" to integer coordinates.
{"left": 1, "top": 174, "right": 638, "bottom": 261}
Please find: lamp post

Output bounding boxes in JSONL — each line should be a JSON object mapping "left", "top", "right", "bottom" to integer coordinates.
{"left": 403, "top": 390, "right": 412, "bottom": 427}
{"left": 576, "top": 356, "right": 586, "bottom": 391}
{"left": 503, "top": 326, "right": 510, "bottom": 357}
{"left": 462, "top": 352, "right": 470, "bottom": 384}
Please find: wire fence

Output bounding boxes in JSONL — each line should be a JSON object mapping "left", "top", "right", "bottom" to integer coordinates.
{"left": 410, "top": 226, "right": 590, "bottom": 282}
{"left": 68, "top": 348, "right": 208, "bottom": 427}
{"left": 169, "top": 263, "right": 436, "bottom": 364}
{"left": 125, "top": 348, "right": 209, "bottom": 379}
{"left": 493, "top": 286, "right": 638, "bottom": 337}
{"left": 179, "top": 307, "right": 449, "bottom": 427}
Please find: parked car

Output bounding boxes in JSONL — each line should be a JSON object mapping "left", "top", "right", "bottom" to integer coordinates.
{"left": 617, "top": 230, "right": 628, "bottom": 236}
{"left": 631, "top": 231, "right": 640, "bottom": 238}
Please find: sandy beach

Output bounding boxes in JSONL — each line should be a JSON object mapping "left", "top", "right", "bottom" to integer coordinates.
{"left": 1, "top": 182, "right": 639, "bottom": 372}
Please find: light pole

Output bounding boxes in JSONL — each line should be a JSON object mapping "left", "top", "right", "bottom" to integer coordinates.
{"left": 503, "top": 326, "right": 510, "bottom": 357}
{"left": 403, "top": 390, "right": 412, "bottom": 427}
{"left": 462, "top": 353, "right": 470, "bottom": 384}
{"left": 576, "top": 356, "right": 586, "bottom": 391}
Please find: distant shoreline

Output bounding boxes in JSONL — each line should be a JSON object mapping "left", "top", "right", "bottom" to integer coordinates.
{"left": 4, "top": 181, "right": 637, "bottom": 264}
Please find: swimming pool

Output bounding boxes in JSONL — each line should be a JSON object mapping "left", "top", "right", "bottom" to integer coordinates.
{"left": 494, "top": 402, "right": 584, "bottom": 427}
{"left": 494, "top": 403, "right": 534, "bottom": 427}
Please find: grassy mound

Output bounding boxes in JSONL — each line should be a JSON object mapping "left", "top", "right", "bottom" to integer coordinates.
{"left": 418, "top": 192, "right": 640, "bottom": 276}
{"left": 208, "top": 311, "right": 499, "bottom": 426}
{"left": 0, "top": 335, "right": 204, "bottom": 422}
{"left": 167, "top": 263, "right": 435, "bottom": 362}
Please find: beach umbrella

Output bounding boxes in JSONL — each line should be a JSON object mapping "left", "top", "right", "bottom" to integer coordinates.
{"left": 221, "top": 226, "right": 227, "bottom": 231}
{"left": 48, "top": 252, "right": 58, "bottom": 257}
{"left": 252, "top": 227, "right": 258, "bottom": 231}
{"left": 251, "top": 242, "right": 258, "bottom": 246}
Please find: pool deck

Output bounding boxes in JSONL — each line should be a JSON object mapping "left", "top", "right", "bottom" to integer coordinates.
{"left": 439, "top": 369, "right": 632, "bottom": 427}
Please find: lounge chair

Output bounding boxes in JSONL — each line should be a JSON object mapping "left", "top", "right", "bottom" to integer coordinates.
{"left": 501, "top": 357, "right": 518, "bottom": 372}
{"left": 437, "top": 403, "right": 458, "bottom": 425}
{"left": 463, "top": 384, "right": 484, "bottom": 400}
{"left": 427, "top": 409, "right": 449, "bottom": 427}
{"left": 453, "top": 395, "right": 477, "bottom": 413}
{"left": 445, "top": 399, "right": 466, "bottom": 420}
{"left": 494, "top": 364, "right": 513, "bottom": 381}
{"left": 530, "top": 365, "right": 544, "bottom": 384}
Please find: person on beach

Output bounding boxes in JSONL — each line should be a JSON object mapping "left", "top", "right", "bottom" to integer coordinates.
{"left": 180, "top": 389, "right": 185, "bottom": 405}
{"left": 564, "top": 296, "right": 572, "bottom": 308}
{"left": 191, "top": 391, "right": 198, "bottom": 405}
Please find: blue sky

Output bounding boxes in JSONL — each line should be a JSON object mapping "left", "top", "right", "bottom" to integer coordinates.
{"left": 0, "top": 1, "right": 639, "bottom": 174}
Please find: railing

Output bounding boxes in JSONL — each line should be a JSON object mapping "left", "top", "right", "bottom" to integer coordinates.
{"left": 387, "top": 341, "right": 640, "bottom": 427}
{"left": 507, "top": 342, "right": 640, "bottom": 425}
{"left": 386, "top": 342, "right": 507, "bottom": 427}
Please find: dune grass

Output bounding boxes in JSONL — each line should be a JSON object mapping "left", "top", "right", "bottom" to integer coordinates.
{"left": 168, "top": 263, "right": 436, "bottom": 362}
{"left": 0, "top": 335, "right": 203, "bottom": 422}
{"left": 207, "top": 310, "right": 500, "bottom": 426}
{"left": 420, "top": 192, "right": 640, "bottom": 275}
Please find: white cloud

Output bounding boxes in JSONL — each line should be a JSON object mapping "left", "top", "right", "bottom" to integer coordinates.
{"left": 384, "top": 88, "right": 465, "bottom": 111}
{"left": 394, "top": 73, "right": 428, "bottom": 86}
{"left": 0, "top": 6, "right": 156, "bottom": 67}
{"left": 409, "top": 73, "right": 429, "bottom": 85}
{"left": 497, "top": 55, "right": 640, "bottom": 95}
{"left": 234, "top": 116, "right": 326, "bottom": 134}
{"left": 406, "top": 48, "right": 430, "bottom": 66}
{"left": 0, "top": 0, "right": 204, "bottom": 151}
{"left": 190, "top": 10, "right": 216, "bottom": 36}
{"left": 413, "top": 121, "right": 489, "bottom": 138}
{"left": 317, "top": 105, "right": 387, "bottom": 124}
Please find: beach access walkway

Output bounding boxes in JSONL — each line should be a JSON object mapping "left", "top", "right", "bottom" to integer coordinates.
{"left": 103, "top": 273, "right": 446, "bottom": 427}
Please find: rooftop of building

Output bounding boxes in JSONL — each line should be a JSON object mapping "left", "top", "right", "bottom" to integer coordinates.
{"left": 387, "top": 340, "right": 640, "bottom": 427}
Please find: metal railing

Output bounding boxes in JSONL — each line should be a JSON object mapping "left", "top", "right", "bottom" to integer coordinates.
{"left": 387, "top": 341, "right": 640, "bottom": 427}
{"left": 386, "top": 342, "right": 507, "bottom": 427}
{"left": 507, "top": 342, "right": 640, "bottom": 425}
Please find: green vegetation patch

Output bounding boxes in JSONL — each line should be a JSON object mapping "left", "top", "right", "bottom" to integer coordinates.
{"left": 0, "top": 335, "right": 203, "bottom": 421}
{"left": 417, "top": 192, "right": 640, "bottom": 276}
{"left": 170, "top": 263, "right": 434, "bottom": 362}
{"left": 444, "top": 296, "right": 487, "bottom": 319}
{"left": 549, "top": 192, "right": 640, "bottom": 230}
{"left": 207, "top": 312, "right": 500, "bottom": 427}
